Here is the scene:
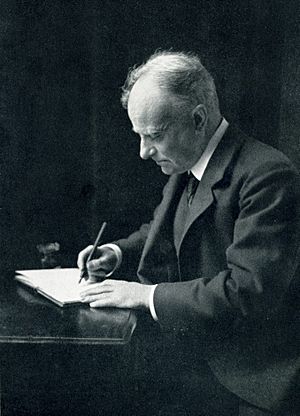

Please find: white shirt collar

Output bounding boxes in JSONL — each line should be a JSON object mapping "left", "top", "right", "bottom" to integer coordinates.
{"left": 191, "top": 117, "right": 229, "bottom": 181}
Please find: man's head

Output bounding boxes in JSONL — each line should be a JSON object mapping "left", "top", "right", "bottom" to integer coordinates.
{"left": 121, "top": 51, "right": 221, "bottom": 175}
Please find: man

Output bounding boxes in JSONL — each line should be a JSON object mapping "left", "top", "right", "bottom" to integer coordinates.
{"left": 78, "top": 51, "right": 300, "bottom": 415}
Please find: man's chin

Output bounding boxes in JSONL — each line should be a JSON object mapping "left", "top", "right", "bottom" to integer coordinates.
{"left": 160, "top": 165, "right": 176, "bottom": 175}
{"left": 155, "top": 160, "right": 180, "bottom": 175}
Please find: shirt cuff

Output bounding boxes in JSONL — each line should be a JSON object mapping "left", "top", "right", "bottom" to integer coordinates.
{"left": 98, "top": 243, "right": 122, "bottom": 277}
{"left": 149, "top": 284, "right": 158, "bottom": 321}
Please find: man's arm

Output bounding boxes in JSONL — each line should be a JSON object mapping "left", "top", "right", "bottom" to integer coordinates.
{"left": 114, "top": 223, "right": 151, "bottom": 276}
{"left": 80, "top": 158, "right": 300, "bottom": 332}
{"left": 153, "top": 161, "right": 300, "bottom": 332}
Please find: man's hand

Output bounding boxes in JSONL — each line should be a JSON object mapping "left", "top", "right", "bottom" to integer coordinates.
{"left": 80, "top": 279, "right": 153, "bottom": 310}
{"left": 77, "top": 245, "right": 118, "bottom": 282}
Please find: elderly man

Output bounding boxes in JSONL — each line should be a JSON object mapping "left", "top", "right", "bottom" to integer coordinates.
{"left": 78, "top": 51, "right": 300, "bottom": 416}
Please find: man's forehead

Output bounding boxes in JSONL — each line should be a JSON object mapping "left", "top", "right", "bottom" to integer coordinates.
{"left": 128, "top": 78, "right": 180, "bottom": 123}
{"left": 129, "top": 77, "right": 169, "bottom": 106}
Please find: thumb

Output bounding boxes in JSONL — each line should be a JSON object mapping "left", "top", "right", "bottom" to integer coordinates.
{"left": 87, "top": 258, "right": 103, "bottom": 271}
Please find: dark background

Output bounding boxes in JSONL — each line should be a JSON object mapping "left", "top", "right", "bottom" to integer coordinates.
{"left": 0, "top": 0, "right": 299, "bottom": 271}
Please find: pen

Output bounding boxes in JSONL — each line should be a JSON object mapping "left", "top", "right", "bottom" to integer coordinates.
{"left": 78, "top": 221, "right": 107, "bottom": 284}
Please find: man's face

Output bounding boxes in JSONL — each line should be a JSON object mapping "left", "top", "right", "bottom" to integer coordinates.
{"left": 127, "top": 77, "right": 206, "bottom": 175}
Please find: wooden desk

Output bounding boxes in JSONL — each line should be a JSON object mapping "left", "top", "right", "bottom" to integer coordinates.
{"left": 0, "top": 273, "right": 137, "bottom": 345}
{"left": 0, "top": 273, "right": 138, "bottom": 416}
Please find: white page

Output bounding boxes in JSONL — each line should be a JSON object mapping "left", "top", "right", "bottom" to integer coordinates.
{"left": 16, "top": 268, "right": 87, "bottom": 304}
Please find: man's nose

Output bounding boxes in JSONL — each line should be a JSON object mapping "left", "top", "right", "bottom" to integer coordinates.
{"left": 139, "top": 138, "right": 156, "bottom": 160}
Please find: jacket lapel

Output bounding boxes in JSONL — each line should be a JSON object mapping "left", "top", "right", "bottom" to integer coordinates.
{"left": 177, "top": 127, "right": 245, "bottom": 253}
{"left": 137, "top": 174, "right": 187, "bottom": 282}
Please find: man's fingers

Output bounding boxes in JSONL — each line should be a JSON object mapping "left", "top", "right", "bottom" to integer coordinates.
{"left": 80, "top": 281, "right": 112, "bottom": 297}
{"left": 86, "top": 272, "right": 106, "bottom": 285}
{"left": 87, "top": 258, "right": 104, "bottom": 271}
{"left": 77, "top": 245, "right": 93, "bottom": 269}
{"left": 80, "top": 292, "right": 116, "bottom": 308}
{"left": 81, "top": 294, "right": 108, "bottom": 304}
{"left": 90, "top": 299, "right": 114, "bottom": 308}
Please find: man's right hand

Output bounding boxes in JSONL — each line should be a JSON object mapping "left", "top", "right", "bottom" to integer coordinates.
{"left": 77, "top": 245, "right": 119, "bottom": 283}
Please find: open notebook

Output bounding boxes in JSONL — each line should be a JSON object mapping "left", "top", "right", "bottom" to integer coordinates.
{"left": 15, "top": 268, "right": 86, "bottom": 307}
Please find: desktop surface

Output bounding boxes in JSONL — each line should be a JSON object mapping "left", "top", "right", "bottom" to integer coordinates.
{"left": 0, "top": 272, "right": 137, "bottom": 344}
{"left": 0, "top": 272, "right": 160, "bottom": 416}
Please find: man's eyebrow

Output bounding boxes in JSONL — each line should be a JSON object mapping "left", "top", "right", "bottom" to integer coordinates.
{"left": 156, "top": 122, "right": 169, "bottom": 131}
{"left": 155, "top": 123, "right": 169, "bottom": 133}
{"left": 132, "top": 124, "right": 169, "bottom": 135}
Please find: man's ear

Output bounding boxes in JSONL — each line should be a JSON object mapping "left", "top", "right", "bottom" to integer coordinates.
{"left": 192, "top": 104, "right": 207, "bottom": 131}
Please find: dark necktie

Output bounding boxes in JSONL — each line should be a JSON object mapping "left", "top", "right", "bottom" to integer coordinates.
{"left": 186, "top": 173, "right": 198, "bottom": 206}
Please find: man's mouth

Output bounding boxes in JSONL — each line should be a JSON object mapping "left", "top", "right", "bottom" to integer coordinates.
{"left": 155, "top": 160, "right": 169, "bottom": 165}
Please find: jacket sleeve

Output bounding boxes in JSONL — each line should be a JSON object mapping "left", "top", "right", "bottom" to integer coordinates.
{"left": 115, "top": 179, "right": 173, "bottom": 276}
{"left": 114, "top": 223, "right": 151, "bottom": 275}
{"left": 153, "top": 161, "right": 300, "bottom": 333}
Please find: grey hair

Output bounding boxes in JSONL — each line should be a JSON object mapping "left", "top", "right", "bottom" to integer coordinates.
{"left": 121, "top": 50, "right": 219, "bottom": 112}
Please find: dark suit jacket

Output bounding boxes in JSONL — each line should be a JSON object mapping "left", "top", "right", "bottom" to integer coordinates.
{"left": 117, "top": 125, "right": 300, "bottom": 412}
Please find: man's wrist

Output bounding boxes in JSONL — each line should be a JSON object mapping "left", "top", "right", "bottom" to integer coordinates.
{"left": 99, "top": 243, "right": 122, "bottom": 276}
{"left": 149, "top": 284, "right": 158, "bottom": 320}
{"left": 134, "top": 283, "right": 153, "bottom": 310}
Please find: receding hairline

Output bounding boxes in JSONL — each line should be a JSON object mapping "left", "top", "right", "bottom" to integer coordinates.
{"left": 121, "top": 50, "right": 219, "bottom": 112}
{"left": 127, "top": 73, "right": 196, "bottom": 122}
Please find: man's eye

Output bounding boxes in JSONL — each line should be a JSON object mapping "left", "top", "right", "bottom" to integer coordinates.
{"left": 150, "top": 132, "right": 162, "bottom": 140}
{"left": 140, "top": 132, "right": 163, "bottom": 141}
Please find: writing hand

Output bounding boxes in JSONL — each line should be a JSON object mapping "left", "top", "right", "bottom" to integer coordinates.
{"left": 80, "top": 279, "right": 152, "bottom": 310}
{"left": 77, "top": 245, "right": 118, "bottom": 283}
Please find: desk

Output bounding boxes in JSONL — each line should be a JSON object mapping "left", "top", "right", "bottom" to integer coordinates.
{"left": 0, "top": 273, "right": 138, "bottom": 416}
{"left": 0, "top": 273, "right": 137, "bottom": 345}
